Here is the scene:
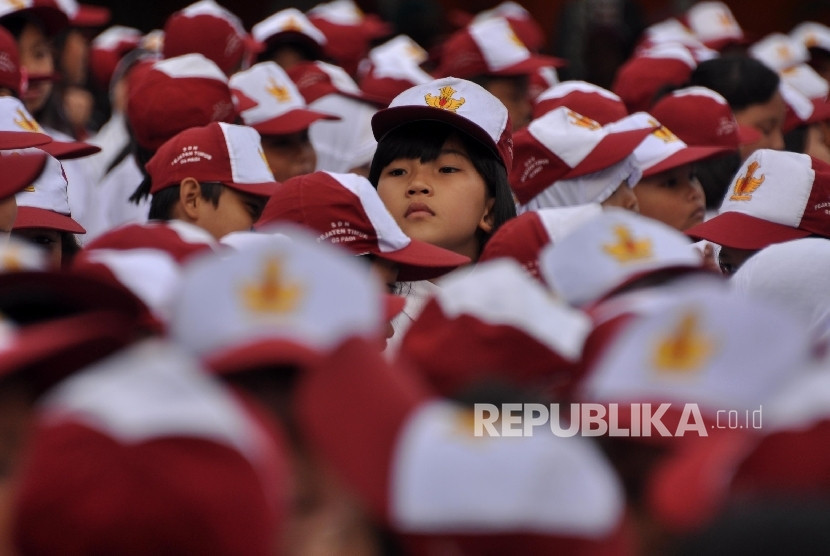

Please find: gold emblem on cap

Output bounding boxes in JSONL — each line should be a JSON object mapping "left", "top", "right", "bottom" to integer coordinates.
{"left": 654, "top": 311, "right": 713, "bottom": 373}
{"left": 22, "top": 184, "right": 34, "bottom": 192}
{"left": 805, "top": 33, "right": 819, "bottom": 48}
{"left": 567, "top": 109, "right": 601, "bottom": 130}
{"left": 14, "top": 109, "right": 42, "bottom": 133}
{"left": 258, "top": 148, "right": 268, "bottom": 167}
{"left": 424, "top": 86, "right": 465, "bottom": 112}
{"left": 282, "top": 16, "right": 303, "bottom": 32}
{"left": 776, "top": 45, "right": 792, "bottom": 61}
{"left": 649, "top": 119, "right": 679, "bottom": 143}
{"left": 242, "top": 257, "right": 302, "bottom": 315}
{"left": 717, "top": 12, "right": 733, "bottom": 27}
{"left": 2, "top": 246, "right": 23, "bottom": 271}
{"left": 7, "top": 0, "right": 25, "bottom": 10}
{"left": 730, "top": 160, "right": 764, "bottom": 201}
{"left": 266, "top": 77, "right": 291, "bottom": 102}
{"left": 507, "top": 28, "right": 525, "bottom": 48}
{"left": 603, "top": 225, "right": 653, "bottom": 263}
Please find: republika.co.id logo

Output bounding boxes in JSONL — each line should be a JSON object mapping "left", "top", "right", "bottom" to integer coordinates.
{"left": 473, "top": 403, "right": 763, "bottom": 438}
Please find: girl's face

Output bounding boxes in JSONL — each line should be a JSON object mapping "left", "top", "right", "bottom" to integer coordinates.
{"left": 12, "top": 228, "right": 61, "bottom": 267}
{"left": 376, "top": 135, "right": 494, "bottom": 261}
{"left": 633, "top": 163, "right": 706, "bottom": 231}
{"left": 735, "top": 90, "right": 787, "bottom": 160}
{"left": 601, "top": 181, "right": 639, "bottom": 212}
{"left": 18, "top": 22, "right": 54, "bottom": 114}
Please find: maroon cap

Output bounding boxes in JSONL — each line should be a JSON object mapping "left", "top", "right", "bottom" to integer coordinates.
{"left": 0, "top": 150, "right": 47, "bottom": 199}
{"left": 287, "top": 60, "right": 387, "bottom": 106}
{"left": 127, "top": 54, "right": 237, "bottom": 151}
{"left": 0, "top": 0, "right": 69, "bottom": 37}
{"left": 611, "top": 45, "right": 697, "bottom": 113}
{"left": 533, "top": 81, "right": 628, "bottom": 124}
{"left": 434, "top": 16, "right": 564, "bottom": 79}
{"left": 307, "top": 10, "right": 392, "bottom": 77}
{"left": 88, "top": 26, "right": 142, "bottom": 91}
{"left": 256, "top": 171, "right": 470, "bottom": 281}
{"left": 146, "top": 122, "right": 279, "bottom": 198}
{"left": 162, "top": 1, "right": 250, "bottom": 76}
{"left": 0, "top": 26, "right": 21, "bottom": 96}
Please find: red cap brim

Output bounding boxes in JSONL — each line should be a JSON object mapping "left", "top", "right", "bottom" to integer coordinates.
{"left": 684, "top": 211, "right": 810, "bottom": 250}
{"left": 737, "top": 124, "right": 762, "bottom": 146}
{"left": 70, "top": 4, "right": 111, "bottom": 27}
{"left": 251, "top": 108, "right": 339, "bottom": 136}
{"left": 14, "top": 206, "right": 86, "bottom": 234}
{"left": 566, "top": 127, "right": 655, "bottom": 179}
{"left": 39, "top": 139, "right": 102, "bottom": 160}
{"left": 0, "top": 130, "right": 53, "bottom": 150}
{"left": 0, "top": 151, "right": 47, "bottom": 199}
{"left": 207, "top": 338, "right": 326, "bottom": 376}
{"left": 375, "top": 238, "right": 470, "bottom": 282}
{"left": 643, "top": 145, "right": 733, "bottom": 178}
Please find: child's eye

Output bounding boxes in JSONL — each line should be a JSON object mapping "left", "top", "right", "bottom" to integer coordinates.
{"left": 32, "top": 235, "right": 56, "bottom": 246}
{"left": 386, "top": 168, "right": 406, "bottom": 177}
{"left": 439, "top": 166, "right": 459, "bottom": 173}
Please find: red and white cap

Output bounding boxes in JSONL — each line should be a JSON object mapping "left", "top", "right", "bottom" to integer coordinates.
{"left": 433, "top": 16, "right": 564, "bottom": 79}
{"left": 532, "top": 80, "right": 628, "bottom": 124}
{"left": 127, "top": 53, "right": 237, "bottom": 150}
{"left": 295, "top": 338, "right": 628, "bottom": 549}
{"left": 684, "top": 1, "right": 746, "bottom": 51}
{"left": 14, "top": 150, "right": 85, "bottom": 234}
{"left": 170, "top": 224, "right": 389, "bottom": 374}
{"left": 88, "top": 26, "right": 142, "bottom": 91}
{"left": 372, "top": 76, "right": 514, "bottom": 169}
{"left": 540, "top": 208, "right": 705, "bottom": 307}
{"left": 478, "top": 204, "right": 603, "bottom": 282}
{"left": 649, "top": 86, "right": 762, "bottom": 149}
{"left": 54, "top": 0, "right": 110, "bottom": 27}
{"left": 0, "top": 0, "right": 68, "bottom": 37}
{"left": 13, "top": 337, "right": 287, "bottom": 555}
{"left": 358, "top": 35, "right": 434, "bottom": 106}
{"left": 162, "top": 0, "right": 251, "bottom": 76}
{"left": 71, "top": 221, "right": 218, "bottom": 322}
{"left": 229, "top": 61, "right": 338, "bottom": 136}
{"left": 256, "top": 171, "right": 470, "bottom": 281}
{"left": 612, "top": 43, "right": 698, "bottom": 113}
{"left": 398, "top": 258, "right": 591, "bottom": 397}
{"left": 750, "top": 32, "right": 810, "bottom": 72}
{"left": 686, "top": 149, "right": 830, "bottom": 250}
{"left": 0, "top": 26, "right": 22, "bottom": 97}
{"left": 510, "top": 107, "right": 654, "bottom": 206}
{"left": 0, "top": 236, "right": 48, "bottom": 271}
{"left": 779, "top": 80, "right": 830, "bottom": 132}
{"left": 0, "top": 97, "right": 99, "bottom": 158}
{"left": 732, "top": 237, "right": 830, "bottom": 346}
{"left": 607, "top": 112, "right": 732, "bottom": 178}
{"left": 637, "top": 18, "right": 719, "bottom": 62}
{"left": 781, "top": 63, "right": 830, "bottom": 101}
{"left": 450, "top": 1, "right": 547, "bottom": 52}
{"left": 0, "top": 149, "right": 48, "bottom": 199}
{"left": 577, "top": 281, "right": 812, "bottom": 531}
{"left": 146, "top": 122, "right": 278, "bottom": 198}
{"left": 251, "top": 8, "right": 326, "bottom": 57}
{"left": 287, "top": 59, "right": 386, "bottom": 105}
{"left": 307, "top": 0, "right": 392, "bottom": 76}
{"left": 791, "top": 21, "right": 830, "bottom": 53}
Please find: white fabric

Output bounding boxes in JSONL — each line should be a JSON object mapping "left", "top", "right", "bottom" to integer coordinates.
{"left": 686, "top": 1, "right": 743, "bottom": 44}
{"left": 386, "top": 279, "right": 441, "bottom": 355}
{"left": 579, "top": 282, "right": 813, "bottom": 413}
{"left": 779, "top": 81, "right": 815, "bottom": 121}
{"left": 791, "top": 22, "right": 830, "bottom": 53}
{"left": 781, "top": 64, "right": 830, "bottom": 101}
{"left": 14, "top": 152, "right": 69, "bottom": 214}
{"left": 219, "top": 122, "right": 277, "bottom": 185}
{"left": 0, "top": 236, "right": 48, "bottom": 270}
{"left": 750, "top": 32, "right": 809, "bottom": 72}
{"left": 307, "top": 0, "right": 364, "bottom": 25}
{"left": 252, "top": 8, "right": 326, "bottom": 45}
{"left": 230, "top": 62, "right": 310, "bottom": 125}
{"left": 366, "top": 36, "right": 433, "bottom": 83}
{"left": 179, "top": 0, "right": 245, "bottom": 35}
{"left": 152, "top": 52, "right": 228, "bottom": 81}
{"left": 607, "top": 111, "right": 690, "bottom": 176}
{"left": 732, "top": 238, "right": 830, "bottom": 345}
{"left": 469, "top": 16, "right": 532, "bottom": 72}
{"left": 91, "top": 26, "right": 143, "bottom": 51}
{"left": 718, "top": 149, "right": 814, "bottom": 227}
{"left": 540, "top": 208, "right": 703, "bottom": 307}
{"left": 40, "top": 338, "right": 268, "bottom": 463}
{"left": 323, "top": 171, "right": 411, "bottom": 252}
{"left": 171, "top": 224, "right": 384, "bottom": 359}
{"left": 518, "top": 156, "right": 641, "bottom": 213}
{"left": 390, "top": 400, "right": 625, "bottom": 535}
{"left": 389, "top": 79, "right": 509, "bottom": 150}
{"left": 85, "top": 112, "right": 131, "bottom": 187}
{"left": 431, "top": 259, "right": 590, "bottom": 360}
{"left": 526, "top": 107, "right": 606, "bottom": 168}
{"left": 535, "top": 203, "right": 604, "bottom": 243}
{"left": 309, "top": 93, "right": 377, "bottom": 173}
{"left": 535, "top": 80, "right": 622, "bottom": 104}
{"left": 84, "top": 153, "right": 148, "bottom": 242}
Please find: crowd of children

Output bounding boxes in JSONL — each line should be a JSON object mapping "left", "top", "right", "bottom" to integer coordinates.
{"left": 0, "top": 0, "right": 830, "bottom": 553}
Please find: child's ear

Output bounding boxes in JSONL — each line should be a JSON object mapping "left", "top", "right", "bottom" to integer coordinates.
{"left": 178, "top": 177, "right": 202, "bottom": 220}
{"left": 478, "top": 197, "right": 496, "bottom": 235}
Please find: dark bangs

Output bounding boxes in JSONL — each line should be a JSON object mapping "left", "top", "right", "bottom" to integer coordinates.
{"left": 368, "top": 121, "right": 455, "bottom": 186}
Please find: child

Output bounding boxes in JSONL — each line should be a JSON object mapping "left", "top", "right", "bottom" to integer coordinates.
{"left": 368, "top": 76, "right": 517, "bottom": 346}
{"left": 369, "top": 77, "right": 517, "bottom": 263}
{"left": 143, "top": 122, "right": 277, "bottom": 241}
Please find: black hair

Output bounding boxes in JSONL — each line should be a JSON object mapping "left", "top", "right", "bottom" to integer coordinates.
{"left": 368, "top": 120, "right": 516, "bottom": 256}
{"left": 694, "top": 152, "right": 743, "bottom": 210}
{"left": 784, "top": 124, "right": 809, "bottom": 154}
{"left": 147, "top": 181, "right": 224, "bottom": 221}
{"left": 689, "top": 55, "right": 781, "bottom": 112}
